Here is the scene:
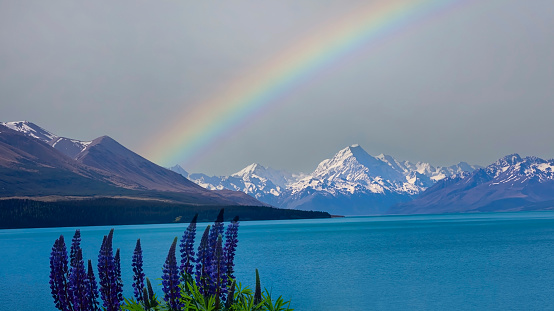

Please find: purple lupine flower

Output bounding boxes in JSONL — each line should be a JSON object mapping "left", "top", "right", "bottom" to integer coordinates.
{"left": 179, "top": 214, "right": 198, "bottom": 277}
{"left": 208, "top": 209, "right": 225, "bottom": 254}
{"left": 162, "top": 237, "right": 182, "bottom": 310}
{"left": 132, "top": 239, "right": 145, "bottom": 303}
{"left": 50, "top": 235, "right": 71, "bottom": 311}
{"left": 69, "top": 248, "right": 88, "bottom": 311}
{"left": 69, "top": 229, "right": 81, "bottom": 268}
{"left": 212, "top": 235, "right": 228, "bottom": 309}
{"left": 114, "top": 248, "right": 123, "bottom": 303}
{"left": 86, "top": 259, "right": 100, "bottom": 311}
{"left": 254, "top": 269, "right": 262, "bottom": 306}
{"left": 195, "top": 225, "right": 213, "bottom": 296}
{"left": 224, "top": 216, "right": 240, "bottom": 281}
{"left": 97, "top": 229, "right": 120, "bottom": 311}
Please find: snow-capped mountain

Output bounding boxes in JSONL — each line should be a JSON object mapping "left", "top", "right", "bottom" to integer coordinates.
{"left": 279, "top": 145, "right": 479, "bottom": 214}
{"left": 173, "top": 144, "right": 480, "bottom": 215}
{"left": 1, "top": 121, "right": 58, "bottom": 143}
{"left": 392, "top": 154, "right": 554, "bottom": 214}
{"left": 171, "top": 163, "right": 303, "bottom": 207}
{"left": 1, "top": 121, "right": 91, "bottom": 158}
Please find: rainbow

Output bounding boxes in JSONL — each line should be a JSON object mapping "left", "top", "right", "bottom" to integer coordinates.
{"left": 142, "top": 0, "right": 464, "bottom": 168}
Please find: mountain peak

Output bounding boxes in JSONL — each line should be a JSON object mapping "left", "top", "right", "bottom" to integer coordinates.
{"left": 169, "top": 164, "right": 189, "bottom": 177}
{"left": 500, "top": 153, "right": 522, "bottom": 164}
{"left": 86, "top": 135, "right": 121, "bottom": 149}
{"left": 232, "top": 163, "right": 266, "bottom": 178}
{"left": 1, "top": 121, "right": 58, "bottom": 143}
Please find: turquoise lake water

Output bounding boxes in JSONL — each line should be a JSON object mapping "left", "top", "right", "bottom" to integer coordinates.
{"left": 2, "top": 211, "right": 554, "bottom": 310}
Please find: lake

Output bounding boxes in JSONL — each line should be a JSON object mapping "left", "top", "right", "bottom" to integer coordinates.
{"left": 2, "top": 211, "right": 554, "bottom": 310}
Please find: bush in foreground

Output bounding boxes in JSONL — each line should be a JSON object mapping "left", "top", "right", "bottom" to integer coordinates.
{"left": 49, "top": 209, "right": 293, "bottom": 310}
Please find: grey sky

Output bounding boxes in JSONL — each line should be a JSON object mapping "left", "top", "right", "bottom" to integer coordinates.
{"left": 1, "top": 0, "right": 553, "bottom": 175}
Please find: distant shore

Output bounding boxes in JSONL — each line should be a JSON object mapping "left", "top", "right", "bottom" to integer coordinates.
{"left": 0, "top": 197, "right": 331, "bottom": 229}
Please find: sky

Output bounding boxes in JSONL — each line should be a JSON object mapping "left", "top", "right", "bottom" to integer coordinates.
{"left": 1, "top": 0, "right": 553, "bottom": 176}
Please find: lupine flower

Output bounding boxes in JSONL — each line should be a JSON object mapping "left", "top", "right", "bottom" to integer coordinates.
{"left": 50, "top": 235, "right": 71, "bottom": 311}
{"left": 162, "top": 237, "right": 181, "bottom": 310}
{"left": 196, "top": 225, "right": 213, "bottom": 296}
{"left": 97, "top": 229, "right": 120, "bottom": 311}
{"left": 208, "top": 209, "right": 225, "bottom": 255}
{"left": 86, "top": 259, "right": 100, "bottom": 311}
{"left": 132, "top": 239, "right": 145, "bottom": 302}
{"left": 68, "top": 230, "right": 88, "bottom": 311}
{"left": 70, "top": 229, "right": 81, "bottom": 268}
{"left": 69, "top": 248, "right": 88, "bottom": 310}
{"left": 179, "top": 214, "right": 198, "bottom": 277}
{"left": 212, "top": 235, "right": 228, "bottom": 309}
{"left": 114, "top": 248, "right": 123, "bottom": 303}
{"left": 224, "top": 216, "right": 240, "bottom": 281}
{"left": 254, "top": 269, "right": 262, "bottom": 306}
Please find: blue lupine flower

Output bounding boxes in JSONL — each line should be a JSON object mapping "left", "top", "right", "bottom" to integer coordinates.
{"left": 224, "top": 216, "right": 240, "bottom": 281}
{"left": 208, "top": 209, "right": 225, "bottom": 255}
{"left": 97, "top": 229, "right": 120, "bottom": 311}
{"left": 50, "top": 235, "right": 71, "bottom": 311}
{"left": 114, "top": 248, "right": 123, "bottom": 303}
{"left": 162, "top": 237, "right": 181, "bottom": 310}
{"left": 254, "top": 269, "right": 262, "bottom": 305}
{"left": 86, "top": 259, "right": 100, "bottom": 311}
{"left": 212, "top": 235, "right": 228, "bottom": 308}
{"left": 179, "top": 214, "right": 198, "bottom": 277}
{"left": 196, "top": 225, "right": 213, "bottom": 296}
{"left": 132, "top": 239, "right": 145, "bottom": 302}
{"left": 69, "top": 229, "right": 81, "bottom": 268}
{"left": 69, "top": 248, "right": 88, "bottom": 310}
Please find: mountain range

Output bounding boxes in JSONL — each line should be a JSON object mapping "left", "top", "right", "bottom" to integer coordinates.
{"left": 172, "top": 144, "right": 482, "bottom": 215}
{"left": 3, "top": 120, "right": 554, "bottom": 219}
{"left": 391, "top": 154, "right": 554, "bottom": 214}
{"left": 172, "top": 145, "right": 554, "bottom": 215}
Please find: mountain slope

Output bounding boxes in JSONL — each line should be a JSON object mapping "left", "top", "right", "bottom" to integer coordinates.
{"left": 74, "top": 135, "right": 202, "bottom": 192}
{"left": 0, "top": 122, "right": 268, "bottom": 206}
{"left": 392, "top": 154, "right": 554, "bottom": 214}
{"left": 0, "top": 126, "right": 127, "bottom": 196}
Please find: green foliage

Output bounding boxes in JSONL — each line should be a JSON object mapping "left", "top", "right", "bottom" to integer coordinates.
{"left": 122, "top": 271, "right": 293, "bottom": 311}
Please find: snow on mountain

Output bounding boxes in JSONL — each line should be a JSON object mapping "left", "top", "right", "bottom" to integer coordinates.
{"left": 173, "top": 144, "right": 480, "bottom": 215}
{"left": 1, "top": 121, "right": 92, "bottom": 159}
{"left": 375, "top": 153, "right": 481, "bottom": 182}
{"left": 485, "top": 154, "right": 554, "bottom": 184}
{"left": 289, "top": 145, "right": 409, "bottom": 196}
{"left": 393, "top": 154, "right": 554, "bottom": 214}
{"left": 1, "top": 121, "right": 58, "bottom": 143}
{"left": 50, "top": 137, "right": 92, "bottom": 158}
{"left": 279, "top": 145, "right": 481, "bottom": 214}
{"left": 288, "top": 145, "right": 478, "bottom": 198}
{"left": 171, "top": 163, "right": 303, "bottom": 206}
